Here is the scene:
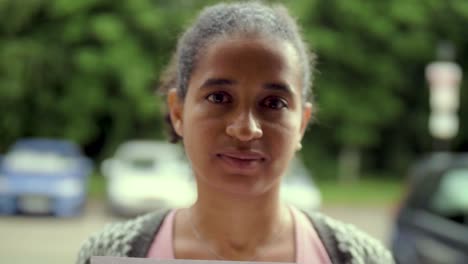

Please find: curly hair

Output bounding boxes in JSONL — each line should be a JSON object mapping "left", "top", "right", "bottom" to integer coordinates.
{"left": 158, "top": 1, "right": 316, "bottom": 143}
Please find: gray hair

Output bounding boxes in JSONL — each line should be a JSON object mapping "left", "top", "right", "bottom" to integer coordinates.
{"left": 159, "top": 1, "right": 316, "bottom": 142}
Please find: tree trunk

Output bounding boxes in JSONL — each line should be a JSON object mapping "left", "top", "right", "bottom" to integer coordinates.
{"left": 338, "top": 146, "right": 361, "bottom": 184}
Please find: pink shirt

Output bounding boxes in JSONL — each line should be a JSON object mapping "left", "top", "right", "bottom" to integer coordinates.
{"left": 147, "top": 208, "right": 332, "bottom": 264}
{"left": 147, "top": 209, "right": 177, "bottom": 260}
{"left": 290, "top": 206, "right": 332, "bottom": 264}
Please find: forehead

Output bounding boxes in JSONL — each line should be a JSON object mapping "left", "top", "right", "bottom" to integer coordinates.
{"left": 191, "top": 36, "right": 302, "bottom": 88}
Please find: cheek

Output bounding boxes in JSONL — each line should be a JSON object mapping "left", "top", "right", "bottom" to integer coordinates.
{"left": 265, "top": 122, "right": 299, "bottom": 151}
{"left": 183, "top": 102, "right": 224, "bottom": 135}
{"left": 267, "top": 110, "right": 302, "bottom": 136}
{"left": 263, "top": 115, "right": 302, "bottom": 157}
{"left": 261, "top": 123, "right": 299, "bottom": 179}
{"left": 181, "top": 105, "right": 223, "bottom": 156}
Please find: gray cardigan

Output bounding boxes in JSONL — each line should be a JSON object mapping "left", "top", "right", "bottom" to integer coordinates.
{"left": 76, "top": 209, "right": 394, "bottom": 264}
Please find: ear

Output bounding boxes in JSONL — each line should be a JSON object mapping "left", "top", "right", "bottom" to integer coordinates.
{"left": 167, "top": 89, "right": 184, "bottom": 137}
{"left": 299, "top": 102, "right": 312, "bottom": 140}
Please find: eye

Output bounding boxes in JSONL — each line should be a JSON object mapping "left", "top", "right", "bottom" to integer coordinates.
{"left": 261, "top": 96, "right": 288, "bottom": 110}
{"left": 206, "top": 91, "right": 232, "bottom": 104}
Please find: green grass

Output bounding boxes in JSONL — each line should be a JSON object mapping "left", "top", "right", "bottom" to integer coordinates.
{"left": 87, "top": 173, "right": 106, "bottom": 199}
{"left": 87, "top": 173, "right": 404, "bottom": 206}
{"left": 317, "top": 178, "right": 404, "bottom": 206}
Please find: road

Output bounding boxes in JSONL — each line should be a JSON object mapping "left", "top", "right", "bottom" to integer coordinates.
{"left": 0, "top": 201, "right": 395, "bottom": 264}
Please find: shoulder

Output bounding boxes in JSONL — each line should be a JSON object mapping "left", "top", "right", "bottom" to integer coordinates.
{"left": 305, "top": 211, "right": 395, "bottom": 264}
{"left": 76, "top": 209, "right": 171, "bottom": 264}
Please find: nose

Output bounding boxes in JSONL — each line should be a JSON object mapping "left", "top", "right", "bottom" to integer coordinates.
{"left": 226, "top": 111, "right": 263, "bottom": 141}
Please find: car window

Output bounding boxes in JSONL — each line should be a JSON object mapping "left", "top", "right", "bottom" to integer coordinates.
{"left": 128, "top": 158, "right": 155, "bottom": 170}
{"left": 5, "top": 150, "right": 76, "bottom": 174}
{"left": 430, "top": 168, "right": 468, "bottom": 224}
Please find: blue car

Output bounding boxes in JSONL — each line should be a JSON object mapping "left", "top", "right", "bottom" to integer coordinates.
{"left": 0, "top": 139, "right": 92, "bottom": 217}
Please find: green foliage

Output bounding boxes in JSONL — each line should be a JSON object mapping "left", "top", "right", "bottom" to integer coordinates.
{"left": 1, "top": 0, "right": 467, "bottom": 178}
{"left": 0, "top": 0, "right": 200, "bottom": 156}
{"left": 287, "top": 0, "right": 468, "bottom": 178}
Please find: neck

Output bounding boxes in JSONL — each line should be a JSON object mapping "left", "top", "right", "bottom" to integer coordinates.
{"left": 188, "top": 183, "right": 291, "bottom": 259}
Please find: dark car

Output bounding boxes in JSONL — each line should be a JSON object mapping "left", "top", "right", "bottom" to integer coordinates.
{"left": 0, "top": 139, "right": 92, "bottom": 217}
{"left": 391, "top": 152, "right": 468, "bottom": 264}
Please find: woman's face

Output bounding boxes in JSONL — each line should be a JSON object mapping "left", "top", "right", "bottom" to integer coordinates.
{"left": 168, "top": 36, "right": 311, "bottom": 197}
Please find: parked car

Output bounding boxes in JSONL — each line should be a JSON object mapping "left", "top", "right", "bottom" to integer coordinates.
{"left": 281, "top": 156, "right": 322, "bottom": 211}
{"left": 102, "top": 140, "right": 196, "bottom": 216}
{"left": 391, "top": 152, "right": 468, "bottom": 264}
{"left": 0, "top": 139, "right": 92, "bottom": 217}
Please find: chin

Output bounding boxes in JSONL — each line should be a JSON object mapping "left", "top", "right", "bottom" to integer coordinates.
{"left": 204, "top": 174, "right": 279, "bottom": 199}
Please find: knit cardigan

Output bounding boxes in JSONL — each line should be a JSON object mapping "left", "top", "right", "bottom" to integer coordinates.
{"left": 76, "top": 209, "right": 394, "bottom": 264}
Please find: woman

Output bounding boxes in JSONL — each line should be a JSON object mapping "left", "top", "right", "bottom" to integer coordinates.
{"left": 77, "top": 2, "right": 394, "bottom": 263}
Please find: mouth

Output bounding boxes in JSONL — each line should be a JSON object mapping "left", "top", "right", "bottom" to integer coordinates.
{"left": 216, "top": 151, "right": 266, "bottom": 172}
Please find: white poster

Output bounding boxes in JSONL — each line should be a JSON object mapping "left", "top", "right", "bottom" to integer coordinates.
{"left": 91, "top": 256, "right": 294, "bottom": 264}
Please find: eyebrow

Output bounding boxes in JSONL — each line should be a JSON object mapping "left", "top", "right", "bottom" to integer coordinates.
{"left": 200, "top": 78, "right": 236, "bottom": 89}
{"left": 264, "top": 82, "right": 295, "bottom": 96}
{"left": 200, "top": 78, "right": 295, "bottom": 96}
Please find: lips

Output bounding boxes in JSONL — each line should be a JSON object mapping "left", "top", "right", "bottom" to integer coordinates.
{"left": 216, "top": 150, "right": 266, "bottom": 172}
{"left": 221, "top": 151, "right": 265, "bottom": 160}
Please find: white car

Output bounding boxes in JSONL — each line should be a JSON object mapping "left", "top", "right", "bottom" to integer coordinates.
{"left": 101, "top": 140, "right": 196, "bottom": 216}
{"left": 280, "top": 156, "right": 322, "bottom": 211}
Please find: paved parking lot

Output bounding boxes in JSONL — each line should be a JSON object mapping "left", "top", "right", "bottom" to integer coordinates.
{"left": 0, "top": 201, "right": 394, "bottom": 264}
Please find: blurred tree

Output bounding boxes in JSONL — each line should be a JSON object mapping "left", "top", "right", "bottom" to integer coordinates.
{"left": 0, "top": 0, "right": 208, "bottom": 157}
{"left": 287, "top": 0, "right": 468, "bottom": 180}
{"left": 0, "top": 0, "right": 467, "bottom": 179}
